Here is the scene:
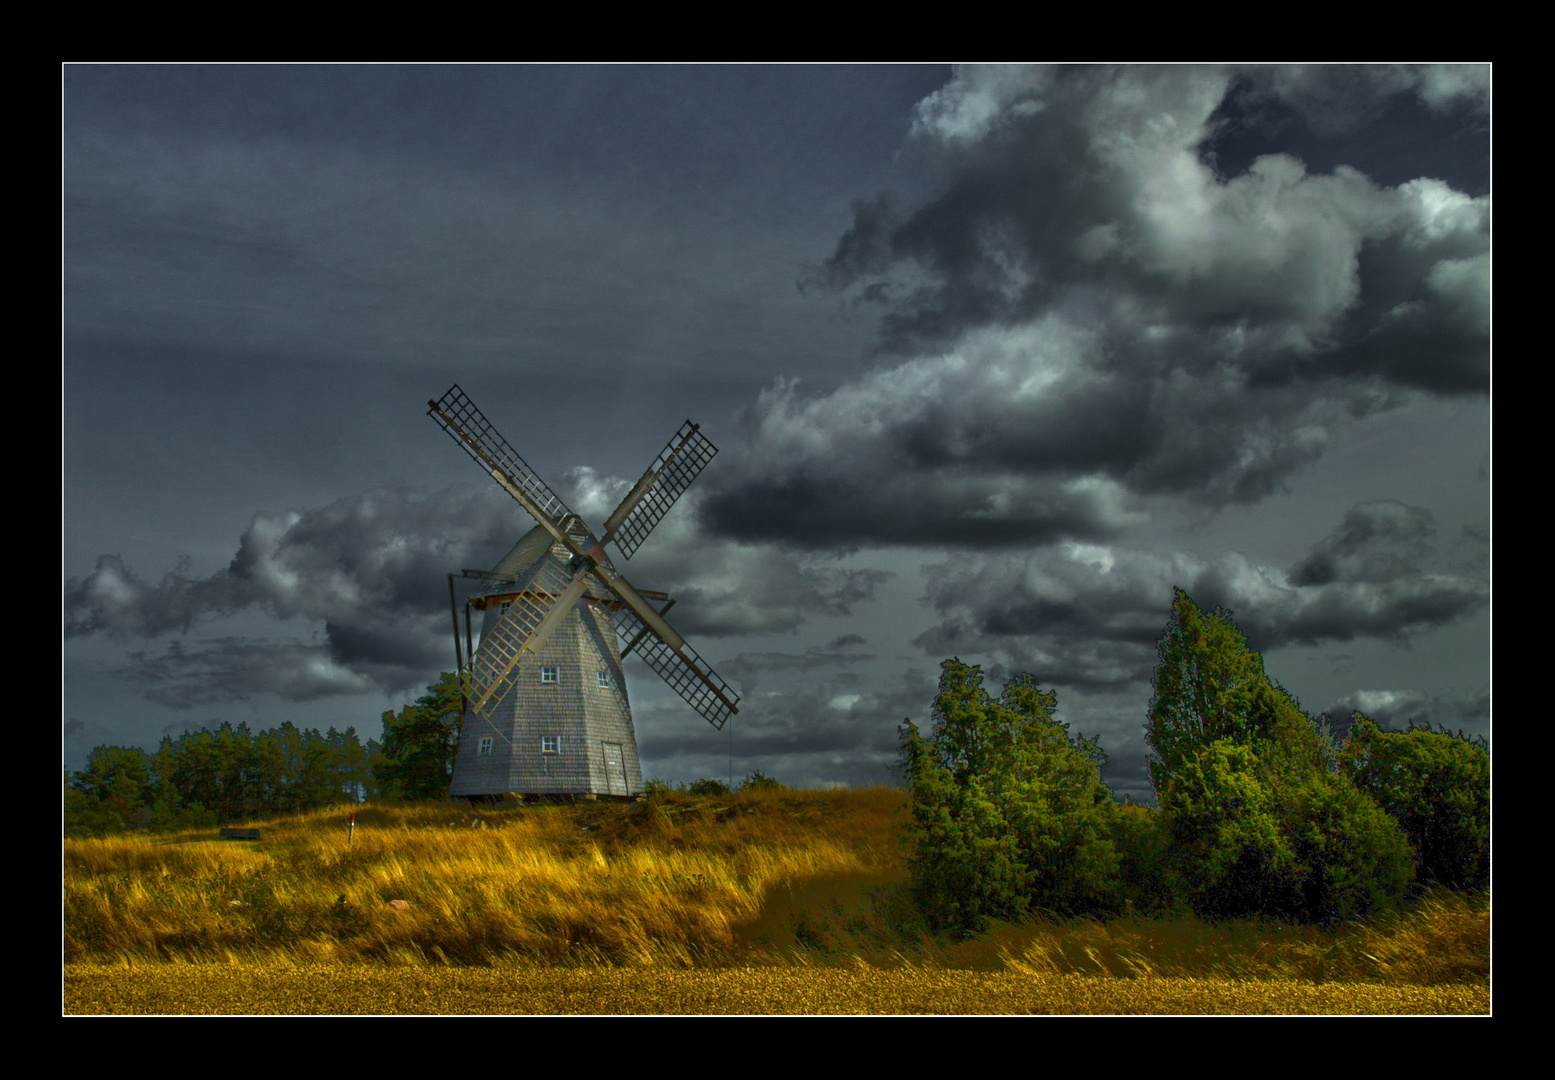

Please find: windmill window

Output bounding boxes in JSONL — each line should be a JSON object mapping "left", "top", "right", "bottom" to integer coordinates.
{"left": 541, "top": 735, "right": 561, "bottom": 754}
{"left": 477, "top": 736, "right": 493, "bottom": 757}
{"left": 539, "top": 665, "right": 559, "bottom": 684}
{"left": 597, "top": 670, "right": 611, "bottom": 689}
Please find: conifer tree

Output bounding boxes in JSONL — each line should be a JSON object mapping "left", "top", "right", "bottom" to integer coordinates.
{"left": 374, "top": 672, "right": 463, "bottom": 801}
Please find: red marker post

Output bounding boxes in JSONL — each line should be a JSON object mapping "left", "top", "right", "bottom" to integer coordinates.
{"left": 349, "top": 811, "right": 356, "bottom": 846}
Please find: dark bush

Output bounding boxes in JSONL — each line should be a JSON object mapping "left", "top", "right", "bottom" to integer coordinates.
{"left": 1285, "top": 770, "right": 1416, "bottom": 925}
{"left": 1159, "top": 740, "right": 1301, "bottom": 921}
{"left": 739, "top": 770, "right": 783, "bottom": 792}
{"left": 901, "top": 659, "right": 1123, "bottom": 934}
{"left": 1110, "top": 802, "right": 1176, "bottom": 917}
{"left": 1341, "top": 717, "right": 1489, "bottom": 890}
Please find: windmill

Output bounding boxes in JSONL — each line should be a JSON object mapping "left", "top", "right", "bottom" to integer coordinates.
{"left": 428, "top": 385, "right": 739, "bottom": 800}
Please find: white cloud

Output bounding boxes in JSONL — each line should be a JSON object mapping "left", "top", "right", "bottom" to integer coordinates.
{"left": 910, "top": 64, "right": 1054, "bottom": 144}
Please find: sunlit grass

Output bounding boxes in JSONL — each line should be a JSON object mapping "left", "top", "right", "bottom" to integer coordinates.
{"left": 64, "top": 788, "right": 908, "bottom": 967}
{"left": 63, "top": 788, "right": 1489, "bottom": 1013}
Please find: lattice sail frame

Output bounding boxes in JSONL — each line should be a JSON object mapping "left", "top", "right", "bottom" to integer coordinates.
{"left": 610, "top": 604, "right": 737, "bottom": 730}
{"left": 604, "top": 421, "right": 719, "bottom": 559}
{"left": 429, "top": 385, "right": 574, "bottom": 526}
{"left": 465, "top": 557, "right": 583, "bottom": 717}
{"left": 429, "top": 385, "right": 740, "bottom": 731}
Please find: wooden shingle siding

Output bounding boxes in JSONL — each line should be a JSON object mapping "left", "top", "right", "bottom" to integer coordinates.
{"left": 449, "top": 549, "right": 643, "bottom": 799}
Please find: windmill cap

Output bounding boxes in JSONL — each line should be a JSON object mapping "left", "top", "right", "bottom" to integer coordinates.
{"left": 472, "top": 516, "right": 620, "bottom": 605}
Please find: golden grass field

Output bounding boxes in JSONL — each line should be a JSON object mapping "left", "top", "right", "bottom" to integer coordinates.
{"left": 62, "top": 787, "right": 1490, "bottom": 1015}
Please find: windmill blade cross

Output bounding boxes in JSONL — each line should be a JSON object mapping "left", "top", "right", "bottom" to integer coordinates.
{"left": 603, "top": 420, "right": 718, "bottom": 558}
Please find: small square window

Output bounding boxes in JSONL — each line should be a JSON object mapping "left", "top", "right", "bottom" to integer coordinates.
{"left": 597, "top": 670, "right": 611, "bottom": 689}
{"left": 539, "top": 665, "right": 559, "bottom": 684}
{"left": 541, "top": 735, "right": 561, "bottom": 754}
{"left": 477, "top": 736, "right": 494, "bottom": 757}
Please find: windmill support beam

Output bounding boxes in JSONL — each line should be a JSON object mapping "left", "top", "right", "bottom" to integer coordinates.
{"left": 449, "top": 573, "right": 469, "bottom": 722}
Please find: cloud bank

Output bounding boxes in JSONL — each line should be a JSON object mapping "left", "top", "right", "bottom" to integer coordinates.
{"left": 703, "top": 65, "right": 1488, "bottom": 550}
{"left": 64, "top": 476, "right": 892, "bottom": 706}
{"left": 915, "top": 499, "right": 1488, "bottom": 688}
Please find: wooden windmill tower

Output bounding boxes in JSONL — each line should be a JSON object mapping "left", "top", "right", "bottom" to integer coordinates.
{"left": 429, "top": 385, "right": 739, "bottom": 799}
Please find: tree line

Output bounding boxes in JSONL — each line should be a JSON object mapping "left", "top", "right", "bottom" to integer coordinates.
{"left": 901, "top": 587, "right": 1489, "bottom": 931}
{"left": 64, "top": 674, "right": 468, "bottom": 837}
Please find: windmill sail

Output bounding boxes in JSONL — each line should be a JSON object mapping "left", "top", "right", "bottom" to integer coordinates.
{"left": 429, "top": 385, "right": 575, "bottom": 528}
{"left": 603, "top": 421, "right": 719, "bottom": 558}
{"left": 465, "top": 557, "right": 589, "bottom": 717}
{"left": 609, "top": 604, "right": 739, "bottom": 730}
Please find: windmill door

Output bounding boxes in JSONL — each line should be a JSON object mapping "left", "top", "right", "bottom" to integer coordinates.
{"left": 603, "top": 742, "right": 628, "bottom": 796}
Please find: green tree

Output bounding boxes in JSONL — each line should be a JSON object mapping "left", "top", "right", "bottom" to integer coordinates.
{"left": 327, "top": 726, "right": 371, "bottom": 803}
{"left": 738, "top": 770, "right": 782, "bottom": 792}
{"left": 1285, "top": 769, "right": 1417, "bottom": 924}
{"left": 900, "top": 659, "right": 1122, "bottom": 934}
{"left": 1109, "top": 801, "right": 1175, "bottom": 916}
{"left": 374, "top": 673, "right": 463, "bottom": 801}
{"left": 1147, "top": 590, "right": 1414, "bottom": 923}
{"left": 1341, "top": 716, "right": 1490, "bottom": 890}
{"left": 70, "top": 745, "right": 154, "bottom": 822}
{"left": 1158, "top": 739, "right": 1300, "bottom": 920}
{"left": 272, "top": 721, "right": 334, "bottom": 812}
{"left": 1161, "top": 740, "right": 1414, "bottom": 925}
{"left": 1145, "top": 588, "right": 1323, "bottom": 798}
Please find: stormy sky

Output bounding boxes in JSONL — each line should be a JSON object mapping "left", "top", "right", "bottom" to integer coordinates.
{"left": 63, "top": 65, "right": 1490, "bottom": 802}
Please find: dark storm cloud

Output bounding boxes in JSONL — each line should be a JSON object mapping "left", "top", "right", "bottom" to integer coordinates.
{"left": 917, "top": 499, "right": 1487, "bottom": 680}
{"left": 65, "top": 554, "right": 240, "bottom": 638}
{"left": 725, "top": 637, "right": 874, "bottom": 677}
{"left": 120, "top": 638, "right": 377, "bottom": 709}
{"left": 65, "top": 486, "right": 523, "bottom": 701}
{"left": 63, "top": 471, "right": 896, "bottom": 708}
{"left": 1252, "top": 64, "right": 1489, "bottom": 137}
{"left": 721, "top": 637, "right": 876, "bottom": 697}
{"left": 1449, "top": 521, "right": 1490, "bottom": 576}
{"left": 703, "top": 64, "right": 1488, "bottom": 549}
{"left": 62, "top": 66, "right": 941, "bottom": 395}
{"left": 1289, "top": 499, "right": 1436, "bottom": 586}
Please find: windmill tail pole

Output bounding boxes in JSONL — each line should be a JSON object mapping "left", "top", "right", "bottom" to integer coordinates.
{"left": 449, "top": 574, "right": 470, "bottom": 721}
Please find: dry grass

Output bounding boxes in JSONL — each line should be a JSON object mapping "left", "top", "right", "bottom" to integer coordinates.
{"left": 63, "top": 788, "right": 910, "bottom": 967}
{"left": 62, "top": 788, "right": 1490, "bottom": 1014}
{"left": 985, "top": 890, "right": 1489, "bottom": 986}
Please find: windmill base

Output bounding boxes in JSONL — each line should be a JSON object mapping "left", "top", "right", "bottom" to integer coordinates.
{"left": 461, "top": 792, "right": 645, "bottom": 807}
